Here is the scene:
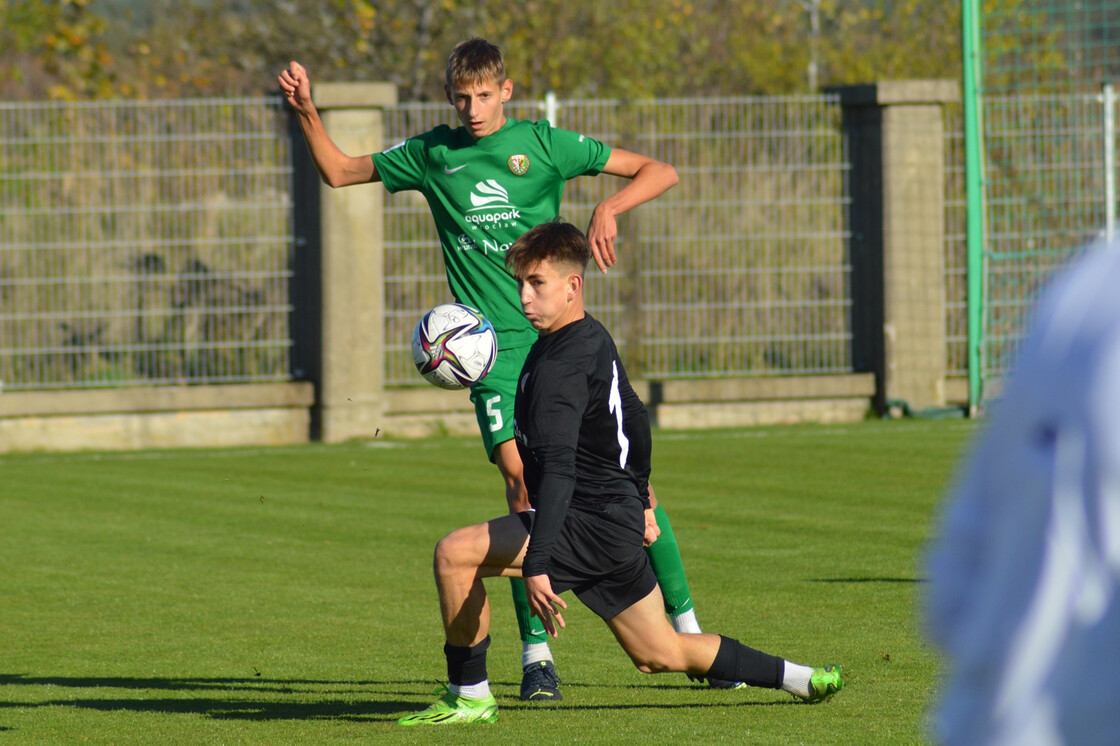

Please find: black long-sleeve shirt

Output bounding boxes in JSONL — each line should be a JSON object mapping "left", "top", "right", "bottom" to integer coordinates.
{"left": 513, "top": 314, "right": 652, "bottom": 577}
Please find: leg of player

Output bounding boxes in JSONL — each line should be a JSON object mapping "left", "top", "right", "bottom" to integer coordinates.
{"left": 606, "top": 585, "right": 844, "bottom": 703}
{"left": 398, "top": 514, "right": 531, "bottom": 726}
{"left": 493, "top": 439, "right": 562, "bottom": 702}
{"left": 644, "top": 485, "right": 699, "bottom": 632}
{"left": 644, "top": 485, "right": 742, "bottom": 688}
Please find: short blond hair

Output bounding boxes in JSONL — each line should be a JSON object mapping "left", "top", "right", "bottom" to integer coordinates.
{"left": 445, "top": 38, "right": 506, "bottom": 88}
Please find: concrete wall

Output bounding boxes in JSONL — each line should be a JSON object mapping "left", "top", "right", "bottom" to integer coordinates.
{"left": 0, "top": 383, "right": 313, "bottom": 452}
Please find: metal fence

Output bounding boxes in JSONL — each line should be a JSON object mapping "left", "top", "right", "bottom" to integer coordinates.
{"left": 0, "top": 97, "right": 294, "bottom": 391}
{"left": 967, "top": 0, "right": 1120, "bottom": 403}
{"left": 3, "top": 93, "right": 984, "bottom": 393}
{"left": 382, "top": 95, "right": 853, "bottom": 385}
{"left": 979, "top": 90, "right": 1119, "bottom": 377}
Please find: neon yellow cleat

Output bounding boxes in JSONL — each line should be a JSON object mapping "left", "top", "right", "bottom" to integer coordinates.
{"left": 799, "top": 665, "right": 843, "bottom": 704}
{"left": 398, "top": 686, "right": 499, "bottom": 726}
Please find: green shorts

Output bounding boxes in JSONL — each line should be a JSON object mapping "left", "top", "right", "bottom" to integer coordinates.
{"left": 469, "top": 344, "right": 531, "bottom": 461}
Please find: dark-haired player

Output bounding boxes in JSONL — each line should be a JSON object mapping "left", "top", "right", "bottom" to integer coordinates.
{"left": 397, "top": 220, "right": 842, "bottom": 725}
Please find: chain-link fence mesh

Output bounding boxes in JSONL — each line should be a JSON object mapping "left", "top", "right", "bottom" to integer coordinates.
{"left": 975, "top": 0, "right": 1120, "bottom": 389}
{"left": 382, "top": 95, "right": 852, "bottom": 386}
{"left": 0, "top": 98, "right": 295, "bottom": 391}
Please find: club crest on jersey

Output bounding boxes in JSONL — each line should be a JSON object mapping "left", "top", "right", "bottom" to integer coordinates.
{"left": 507, "top": 154, "right": 530, "bottom": 175}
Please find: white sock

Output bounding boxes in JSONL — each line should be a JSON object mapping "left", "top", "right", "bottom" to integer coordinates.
{"left": 670, "top": 608, "right": 702, "bottom": 634}
{"left": 522, "top": 642, "right": 553, "bottom": 668}
{"left": 450, "top": 680, "right": 491, "bottom": 699}
{"left": 780, "top": 661, "right": 814, "bottom": 698}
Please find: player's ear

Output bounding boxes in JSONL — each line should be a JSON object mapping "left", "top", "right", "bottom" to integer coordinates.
{"left": 444, "top": 84, "right": 453, "bottom": 105}
{"left": 500, "top": 78, "right": 513, "bottom": 102}
{"left": 567, "top": 272, "right": 583, "bottom": 299}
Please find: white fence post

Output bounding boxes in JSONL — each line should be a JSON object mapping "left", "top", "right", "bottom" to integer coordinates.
{"left": 1104, "top": 83, "right": 1116, "bottom": 242}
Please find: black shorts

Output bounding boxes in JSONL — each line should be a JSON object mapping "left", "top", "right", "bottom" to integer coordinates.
{"left": 518, "top": 502, "right": 658, "bottom": 621}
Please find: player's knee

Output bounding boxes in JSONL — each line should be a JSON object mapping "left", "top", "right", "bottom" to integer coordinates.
{"left": 432, "top": 536, "right": 451, "bottom": 581}
{"left": 624, "top": 648, "right": 676, "bottom": 675}
{"left": 432, "top": 528, "right": 473, "bottom": 580}
{"left": 631, "top": 658, "right": 672, "bottom": 675}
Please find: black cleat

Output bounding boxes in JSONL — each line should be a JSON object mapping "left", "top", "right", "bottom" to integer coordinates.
{"left": 708, "top": 678, "right": 747, "bottom": 689}
{"left": 520, "top": 660, "right": 562, "bottom": 702}
{"left": 689, "top": 674, "right": 747, "bottom": 689}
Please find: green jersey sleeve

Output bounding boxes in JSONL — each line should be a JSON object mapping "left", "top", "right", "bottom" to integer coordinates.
{"left": 372, "top": 128, "right": 448, "bottom": 193}
{"left": 543, "top": 123, "right": 611, "bottom": 179}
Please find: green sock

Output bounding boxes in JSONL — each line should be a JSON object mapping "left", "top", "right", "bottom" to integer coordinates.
{"left": 645, "top": 504, "right": 695, "bottom": 616}
{"left": 510, "top": 577, "right": 549, "bottom": 645}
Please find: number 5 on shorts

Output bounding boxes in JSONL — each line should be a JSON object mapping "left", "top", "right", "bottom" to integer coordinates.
{"left": 486, "top": 395, "right": 503, "bottom": 432}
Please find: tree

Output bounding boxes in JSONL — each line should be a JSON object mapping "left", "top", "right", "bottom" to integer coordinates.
{"left": 0, "top": 0, "right": 116, "bottom": 99}
{"left": 819, "top": 0, "right": 962, "bottom": 87}
{"left": 4, "top": 0, "right": 971, "bottom": 101}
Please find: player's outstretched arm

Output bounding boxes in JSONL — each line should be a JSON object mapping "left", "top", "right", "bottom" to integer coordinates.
{"left": 587, "top": 150, "right": 679, "bottom": 273}
{"left": 278, "top": 61, "right": 379, "bottom": 188}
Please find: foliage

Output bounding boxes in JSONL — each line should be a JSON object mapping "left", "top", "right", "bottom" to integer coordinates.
{"left": 818, "top": 0, "right": 961, "bottom": 86}
{"left": 1, "top": 0, "right": 968, "bottom": 101}
{"left": 10, "top": 0, "right": 1115, "bottom": 101}
{"left": 0, "top": 0, "right": 116, "bottom": 99}
{"left": 980, "top": 0, "right": 1110, "bottom": 94}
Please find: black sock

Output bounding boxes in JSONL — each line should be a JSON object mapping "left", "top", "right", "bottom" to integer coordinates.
{"left": 705, "top": 635, "right": 783, "bottom": 689}
{"left": 444, "top": 635, "right": 490, "bottom": 686}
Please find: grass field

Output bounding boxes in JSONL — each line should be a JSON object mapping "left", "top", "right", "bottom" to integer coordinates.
{"left": 0, "top": 420, "right": 978, "bottom": 744}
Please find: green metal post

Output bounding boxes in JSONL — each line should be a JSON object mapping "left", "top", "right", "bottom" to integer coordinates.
{"left": 962, "top": 0, "right": 985, "bottom": 415}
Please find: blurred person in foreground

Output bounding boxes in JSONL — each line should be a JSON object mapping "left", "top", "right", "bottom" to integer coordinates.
{"left": 926, "top": 238, "right": 1120, "bottom": 745}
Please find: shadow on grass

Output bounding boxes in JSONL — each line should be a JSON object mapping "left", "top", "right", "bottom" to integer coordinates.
{"left": 0, "top": 674, "right": 377, "bottom": 695}
{"left": 0, "top": 674, "right": 791, "bottom": 721}
{"left": 812, "top": 577, "right": 925, "bottom": 583}
{"left": 0, "top": 675, "right": 419, "bottom": 722}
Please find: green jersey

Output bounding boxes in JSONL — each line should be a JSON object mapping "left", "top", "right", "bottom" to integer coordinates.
{"left": 373, "top": 118, "right": 611, "bottom": 350}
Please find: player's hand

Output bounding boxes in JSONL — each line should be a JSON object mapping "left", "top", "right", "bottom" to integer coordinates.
{"left": 586, "top": 206, "right": 618, "bottom": 273}
{"left": 278, "top": 61, "right": 313, "bottom": 113}
{"left": 524, "top": 573, "right": 567, "bottom": 637}
{"left": 643, "top": 508, "right": 661, "bottom": 546}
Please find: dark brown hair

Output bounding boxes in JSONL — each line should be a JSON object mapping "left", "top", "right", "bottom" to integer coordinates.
{"left": 505, "top": 219, "right": 591, "bottom": 279}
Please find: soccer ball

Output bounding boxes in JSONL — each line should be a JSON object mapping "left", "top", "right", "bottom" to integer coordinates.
{"left": 411, "top": 303, "right": 498, "bottom": 390}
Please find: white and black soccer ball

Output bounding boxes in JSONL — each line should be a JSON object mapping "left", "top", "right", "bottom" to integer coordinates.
{"left": 411, "top": 303, "right": 498, "bottom": 390}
